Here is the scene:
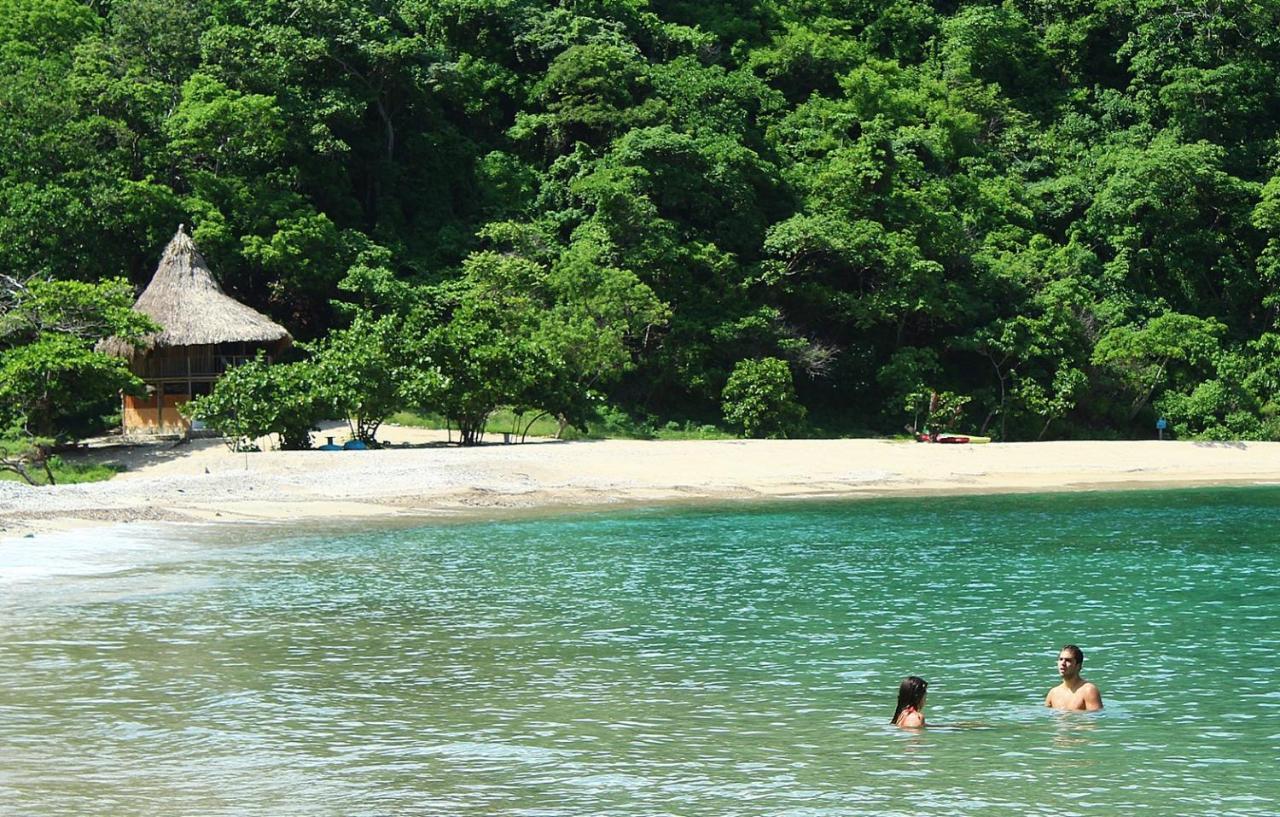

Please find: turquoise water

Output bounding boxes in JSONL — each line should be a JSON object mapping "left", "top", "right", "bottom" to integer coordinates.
{"left": 1, "top": 487, "right": 1278, "bottom": 815}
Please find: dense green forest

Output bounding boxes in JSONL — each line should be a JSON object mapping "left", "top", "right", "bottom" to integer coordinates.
{"left": 3, "top": 0, "right": 1280, "bottom": 446}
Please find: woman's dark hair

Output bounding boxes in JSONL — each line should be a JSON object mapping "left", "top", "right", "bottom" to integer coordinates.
{"left": 891, "top": 676, "right": 928, "bottom": 724}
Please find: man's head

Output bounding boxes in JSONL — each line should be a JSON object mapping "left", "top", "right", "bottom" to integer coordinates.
{"left": 1058, "top": 644, "right": 1084, "bottom": 679}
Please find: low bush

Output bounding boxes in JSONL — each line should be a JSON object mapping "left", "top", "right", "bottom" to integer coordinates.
{"left": 721, "top": 358, "right": 807, "bottom": 439}
{"left": 185, "top": 355, "right": 329, "bottom": 451}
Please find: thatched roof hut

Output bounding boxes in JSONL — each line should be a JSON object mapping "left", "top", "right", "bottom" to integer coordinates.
{"left": 101, "top": 225, "right": 292, "bottom": 435}
{"left": 100, "top": 225, "right": 291, "bottom": 357}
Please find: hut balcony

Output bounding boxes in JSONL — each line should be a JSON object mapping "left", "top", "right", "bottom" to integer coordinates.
{"left": 136, "top": 352, "right": 263, "bottom": 381}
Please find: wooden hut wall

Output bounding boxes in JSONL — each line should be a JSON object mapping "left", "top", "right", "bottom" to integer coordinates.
{"left": 122, "top": 391, "right": 191, "bottom": 434}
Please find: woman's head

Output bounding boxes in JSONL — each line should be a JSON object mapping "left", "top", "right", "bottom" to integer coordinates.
{"left": 892, "top": 676, "right": 928, "bottom": 724}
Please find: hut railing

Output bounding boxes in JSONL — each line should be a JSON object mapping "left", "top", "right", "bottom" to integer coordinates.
{"left": 217, "top": 354, "right": 257, "bottom": 371}
{"left": 139, "top": 354, "right": 265, "bottom": 380}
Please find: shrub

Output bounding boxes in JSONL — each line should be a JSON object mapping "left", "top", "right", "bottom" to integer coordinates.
{"left": 185, "top": 356, "right": 327, "bottom": 450}
{"left": 721, "top": 357, "right": 807, "bottom": 438}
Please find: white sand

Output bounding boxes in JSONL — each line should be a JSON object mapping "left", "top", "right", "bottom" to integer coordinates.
{"left": 2, "top": 424, "right": 1278, "bottom": 542}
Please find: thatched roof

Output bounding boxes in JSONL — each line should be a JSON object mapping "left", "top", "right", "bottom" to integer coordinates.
{"left": 100, "top": 225, "right": 291, "bottom": 357}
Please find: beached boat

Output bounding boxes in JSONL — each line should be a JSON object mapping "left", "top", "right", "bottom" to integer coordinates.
{"left": 916, "top": 433, "right": 992, "bottom": 444}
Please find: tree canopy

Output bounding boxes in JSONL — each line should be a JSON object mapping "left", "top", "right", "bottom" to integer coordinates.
{"left": 5, "top": 0, "right": 1280, "bottom": 441}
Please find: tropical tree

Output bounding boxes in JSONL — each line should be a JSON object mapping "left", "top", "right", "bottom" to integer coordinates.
{"left": 1091, "top": 311, "right": 1226, "bottom": 422}
{"left": 305, "top": 313, "right": 412, "bottom": 446}
{"left": 0, "top": 276, "right": 155, "bottom": 445}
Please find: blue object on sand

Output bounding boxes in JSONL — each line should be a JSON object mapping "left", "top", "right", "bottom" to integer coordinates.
{"left": 343, "top": 439, "right": 367, "bottom": 450}
{"left": 318, "top": 436, "right": 342, "bottom": 451}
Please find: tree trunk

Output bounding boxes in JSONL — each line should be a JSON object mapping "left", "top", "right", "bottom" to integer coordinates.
{"left": 358, "top": 417, "right": 381, "bottom": 446}
{"left": 456, "top": 414, "right": 487, "bottom": 446}
{"left": 979, "top": 410, "right": 997, "bottom": 437}
{"left": 521, "top": 411, "right": 551, "bottom": 442}
{"left": 1037, "top": 416, "right": 1053, "bottom": 441}
{"left": 1127, "top": 359, "right": 1169, "bottom": 421}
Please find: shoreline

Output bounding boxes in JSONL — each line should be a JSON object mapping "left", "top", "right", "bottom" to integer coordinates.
{"left": 3, "top": 431, "right": 1279, "bottom": 543}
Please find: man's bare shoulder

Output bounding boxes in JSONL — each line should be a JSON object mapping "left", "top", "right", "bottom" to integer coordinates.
{"left": 1079, "top": 681, "right": 1103, "bottom": 710}
{"left": 1046, "top": 681, "right": 1103, "bottom": 710}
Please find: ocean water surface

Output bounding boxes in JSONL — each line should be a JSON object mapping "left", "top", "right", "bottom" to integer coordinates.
{"left": 1, "top": 487, "right": 1278, "bottom": 816}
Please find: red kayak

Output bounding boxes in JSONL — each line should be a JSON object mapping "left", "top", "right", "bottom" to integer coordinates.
{"left": 916, "top": 433, "right": 971, "bottom": 444}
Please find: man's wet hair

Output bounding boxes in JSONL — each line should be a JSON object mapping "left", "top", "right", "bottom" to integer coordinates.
{"left": 1061, "top": 644, "right": 1084, "bottom": 664}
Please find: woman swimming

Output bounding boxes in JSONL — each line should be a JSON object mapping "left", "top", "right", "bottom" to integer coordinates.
{"left": 891, "top": 676, "right": 928, "bottom": 728}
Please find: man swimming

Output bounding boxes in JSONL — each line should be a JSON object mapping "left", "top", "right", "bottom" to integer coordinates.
{"left": 1044, "top": 644, "right": 1103, "bottom": 710}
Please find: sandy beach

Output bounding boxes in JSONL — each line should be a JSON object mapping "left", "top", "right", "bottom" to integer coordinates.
{"left": 2, "top": 426, "right": 1278, "bottom": 542}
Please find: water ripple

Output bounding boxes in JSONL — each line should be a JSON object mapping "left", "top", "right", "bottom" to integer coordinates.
{"left": 1, "top": 487, "right": 1278, "bottom": 815}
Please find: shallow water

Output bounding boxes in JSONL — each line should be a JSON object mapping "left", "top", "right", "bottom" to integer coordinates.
{"left": 2, "top": 487, "right": 1278, "bottom": 816}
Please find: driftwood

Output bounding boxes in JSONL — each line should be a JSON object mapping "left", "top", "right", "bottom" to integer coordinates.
{"left": 0, "top": 444, "right": 55, "bottom": 485}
